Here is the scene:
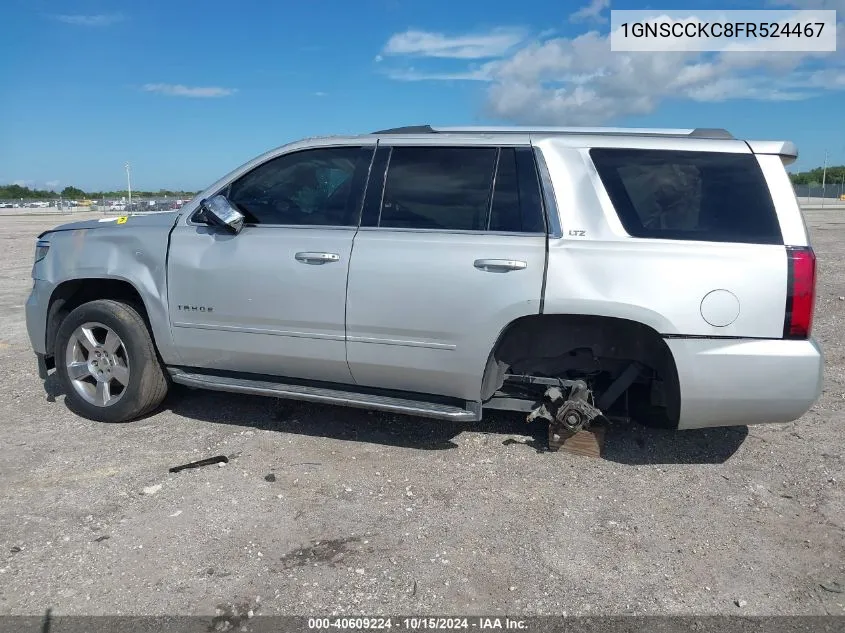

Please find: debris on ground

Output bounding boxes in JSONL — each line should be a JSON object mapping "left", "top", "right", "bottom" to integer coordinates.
{"left": 264, "top": 473, "right": 277, "bottom": 482}
{"left": 169, "top": 455, "right": 229, "bottom": 473}
{"left": 820, "top": 581, "right": 843, "bottom": 593}
{"left": 141, "top": 484, "right": 162, "bottom": 495}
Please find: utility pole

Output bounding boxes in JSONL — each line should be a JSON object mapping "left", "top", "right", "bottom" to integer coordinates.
{"left": 821, "top": 150, "right": 828, "bottom": 208}
{"left": 125, "top": 162, "right": 132, "bottom": 210}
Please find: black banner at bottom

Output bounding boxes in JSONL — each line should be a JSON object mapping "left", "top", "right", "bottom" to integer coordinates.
{"left": 0, "top": 615, "right": 842, "bottom": 633}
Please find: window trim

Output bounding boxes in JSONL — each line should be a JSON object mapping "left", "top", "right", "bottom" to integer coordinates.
{"left": 356, "top": 226, "right": 547, "bottom": 237}
{"left": 187, "top": 144, "right": 375, "bottom": 230}
{"left": 370, "top": 143, "right": 547, "bottom": 236}
{"left": 533, "top": 147, "right": 562, "bottom": 239}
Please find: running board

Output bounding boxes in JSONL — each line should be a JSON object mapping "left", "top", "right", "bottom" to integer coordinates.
{"left": 169, "top": 370, "right": 481, "bottom": 421}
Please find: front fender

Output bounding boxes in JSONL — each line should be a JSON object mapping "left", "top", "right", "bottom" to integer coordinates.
{"left": 38, "top": 224, "right": 180, "bottom": 365}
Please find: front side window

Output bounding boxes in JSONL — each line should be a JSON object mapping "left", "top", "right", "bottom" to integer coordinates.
{"left": 227, "top": 146, "right": 372, "bottom": 226}
{"left": 379, "top": 146, "right": 497, "bottom": 231}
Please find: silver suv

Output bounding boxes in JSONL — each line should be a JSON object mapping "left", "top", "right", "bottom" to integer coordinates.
{"left": 25, "top": 125, "right": 824, "bottom": 441}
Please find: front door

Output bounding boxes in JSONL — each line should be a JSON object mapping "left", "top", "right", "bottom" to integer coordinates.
{"left": 167, "top": 145, "right": 373, "bottom": 383}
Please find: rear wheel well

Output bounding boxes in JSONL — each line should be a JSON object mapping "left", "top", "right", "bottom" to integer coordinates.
{"left": 483, "top": 314, "right": 681, "bottom": 427}
{"left": 46, "top": 279, "right": 152, "bottom": 365}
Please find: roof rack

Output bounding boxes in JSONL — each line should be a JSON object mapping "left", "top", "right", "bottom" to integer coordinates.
{"left": 372, "top": 124, "right": 735, "bottom": 140}
{"left": 373, "top": 125, "right": 436, "bottom": 134}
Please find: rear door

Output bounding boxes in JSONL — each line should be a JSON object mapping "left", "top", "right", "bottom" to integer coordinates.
{"left": 345, "top": 142, "right": 548, "bottom": 401}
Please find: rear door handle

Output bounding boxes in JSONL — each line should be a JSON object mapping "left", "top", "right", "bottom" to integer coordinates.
{"left": 473, "top": 259, "right": 527, "bottom": 272}
{"left": 295, "top": 252, "right": 341, "bottom": 265}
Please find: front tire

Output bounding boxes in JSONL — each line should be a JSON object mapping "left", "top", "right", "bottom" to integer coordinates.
{"left": 54, "top": 299, "right": 169, "bottom": 422}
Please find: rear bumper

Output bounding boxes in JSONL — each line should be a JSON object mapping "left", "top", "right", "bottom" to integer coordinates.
{"left": 666, "top": 337, "right": 823, "bottom": 429}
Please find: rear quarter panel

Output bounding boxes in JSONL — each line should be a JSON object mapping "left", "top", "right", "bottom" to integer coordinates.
{"left": 535, "top": 137, "right": 789, "bottom": 339}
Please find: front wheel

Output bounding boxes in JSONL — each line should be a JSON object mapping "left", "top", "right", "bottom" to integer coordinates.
{"left": 54, "top": 299, "right": 169, "bottom": 422}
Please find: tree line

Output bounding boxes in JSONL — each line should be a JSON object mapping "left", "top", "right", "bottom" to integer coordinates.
{"left": 0, "top": 184, "right": 197, "bottom": 200}
{"left": 789, "top": 165, "right": 845, "bottom": 186}
{"left": 3, "top": 163, "right": 844, "bottom": 199}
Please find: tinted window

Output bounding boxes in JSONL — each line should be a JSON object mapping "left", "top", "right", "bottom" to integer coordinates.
{"left": 380, "top": 147, "right": 497, "bottom": 230}
{"left": 590, "top": 148, "right": 782, "bottom": 244}
{"left": 489, "top": 148, "right": 520, "bottom": 231}
{"left": 489, "top": 147, "right": 545, "bottom": 233}
{"left": 515, "top": 148, "right": 546, "bottom": 233}
{"left": 228, "top": 146, "right": 372, "bottom": 226}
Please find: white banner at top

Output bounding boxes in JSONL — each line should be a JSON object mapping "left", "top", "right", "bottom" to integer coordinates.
{"left": 610, "top": 10, "right": 837, "bottom": 52}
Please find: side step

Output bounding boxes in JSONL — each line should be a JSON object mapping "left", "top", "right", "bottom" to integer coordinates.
{"left": 169, "top": 370, "right": 481, "bottom": 422}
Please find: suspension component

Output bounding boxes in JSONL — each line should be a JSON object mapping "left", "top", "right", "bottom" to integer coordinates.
{"left": 526, "top": 380, "right": 604, "bottom": 451}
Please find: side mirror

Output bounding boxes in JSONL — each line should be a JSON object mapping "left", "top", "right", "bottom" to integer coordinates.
{"left": 200, "top": 195, "right": 245, "bottom": 234}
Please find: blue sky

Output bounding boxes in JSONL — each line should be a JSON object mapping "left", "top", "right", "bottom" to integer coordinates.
{"left": 1, "top": 0, "right": 843, "bottom": 191}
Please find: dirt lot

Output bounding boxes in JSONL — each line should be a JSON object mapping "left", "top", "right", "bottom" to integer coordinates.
{"left": 0, "top": 211, "right": 843, "bottom": 617}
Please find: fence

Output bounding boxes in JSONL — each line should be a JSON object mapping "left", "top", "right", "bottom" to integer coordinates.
{"left": 794, "top": 183, "right": 845, "bottom": 200}
{"left": 0, "top": 197, "right": 189, "bottom": 214}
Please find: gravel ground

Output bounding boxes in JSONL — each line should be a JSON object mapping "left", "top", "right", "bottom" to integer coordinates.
{"left": 0, "top": 211, "right": 843, "bottom": 617}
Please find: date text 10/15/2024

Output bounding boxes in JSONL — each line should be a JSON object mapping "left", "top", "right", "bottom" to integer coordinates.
{"left": 307, "top": 617, "right": 528, "bottom": 630}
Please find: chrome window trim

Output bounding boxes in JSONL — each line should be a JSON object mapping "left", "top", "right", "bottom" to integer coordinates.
{"left": 533, "top": 147, "right": 562, "bottom": 239}
{"left": 355, "top": 226, "right": 546, "bottom": 237}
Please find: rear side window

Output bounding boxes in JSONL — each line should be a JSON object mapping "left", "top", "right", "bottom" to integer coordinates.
{"left": 590, "top": 149, "right": 783, "bottom": 245}
{"left": 379, "top": 147, "right": 497, "bottom": 230}
{"left": 488, "top": 148, "right": 545, "bottom": 233}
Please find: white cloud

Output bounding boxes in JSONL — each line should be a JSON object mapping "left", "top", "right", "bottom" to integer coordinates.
{"left": 382, "top": 28, "right": 526, "bottom": 59}
{"left": 314, "top": 91, "right": 328, "bottom": 97}
{"left": 380, "top": 19, "right": 845, "bottom": 125}
{"left": 385, "top": 64, "right": 497, "bottom": 82}
{"left": 569, "top": 0, "right": 610, "bottom": 23}
{"left": 13, "top": 180, "right": 34, "bottom": 187}
{"left": 51, "top": 14, "right": 124, "bottom": 27}
{"left": 45, "top": 180, "right": 60, "bottom": 189}
{"left": 484, "top": 28, "right": 845, "bottom": 124}
{"left": 142, "top": 84, "right": 237, "bottom": 98}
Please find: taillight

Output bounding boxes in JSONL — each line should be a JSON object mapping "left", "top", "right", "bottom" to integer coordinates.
{"left": 783, "top": 246, "right": 816, "bottom": 340}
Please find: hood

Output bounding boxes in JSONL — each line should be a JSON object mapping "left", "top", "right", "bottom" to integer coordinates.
{"left": 38, "top": 211, "right": 181, "bottom": 238}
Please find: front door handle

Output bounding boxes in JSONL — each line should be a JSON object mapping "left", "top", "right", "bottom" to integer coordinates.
{"left": 473, "top": 259, "right": 527, "bottom": 272}
{"left": 295, "top": 252, "right": 341, "bottom": 265}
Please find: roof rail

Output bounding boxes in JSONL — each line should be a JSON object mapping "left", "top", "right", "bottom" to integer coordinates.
{"left": 689, "top": 128, "right": 734, "bottom": 139}
{"left": 373, "top": 125, "right": 435, "bottom": 134}
{"left": 372, "top": 124, "right": 735, "bottom": 140}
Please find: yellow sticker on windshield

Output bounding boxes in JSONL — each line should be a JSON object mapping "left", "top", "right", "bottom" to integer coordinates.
{"left": 116, "top": 216, "right": 128, "bottom": 224}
